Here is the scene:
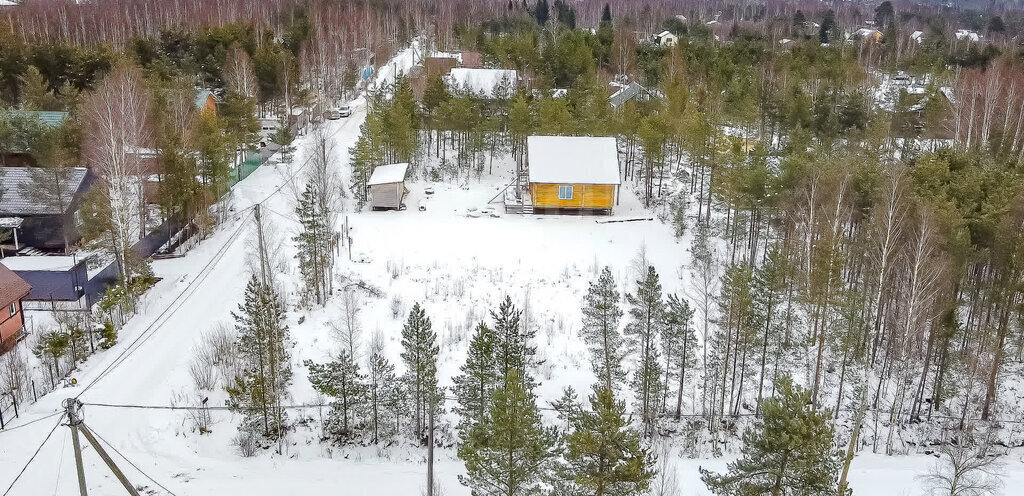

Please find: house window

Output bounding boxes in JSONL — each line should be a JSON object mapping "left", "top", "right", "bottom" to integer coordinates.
{"left": 558, "top": 185, "right": 574, "bottom": 200}
{"left": 9, "top": 303, "right": 15, "bottom": 316}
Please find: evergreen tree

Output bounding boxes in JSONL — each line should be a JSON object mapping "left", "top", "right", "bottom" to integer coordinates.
{"left": 625, "top": 266, "right": 664, "bottom": 435}
{"left": 700, "top": 377, "right": 842, "bottom": 496}
{"left": 819, "top": 10, "right": 836, "bottom": 44}
{"left": 454, "top": 322, "right": 498, "bottom": 443}
{"left": 564, "top": 388, "right": 655, "bottom": 496}
{"left": 367, "top": 349, "right": 400, "bottom": 443}
{"left": 400, "top": 303, "right": 439, "bottom": 439}
{"left": 581, "top": 267, "right": 626, "bottom": 392}
{"left": 294, "top": 182, "right": 333, "bottom": 306}
{"left": 600, "top": 3, "right": 612, "bottom": 25}
{"left": 551, "top": 386, "right": 583, "bottom": 432}
{"left": 228, "top": 276, "right": 292, "bottom": 439}
{"left": 305, "top": 352, "right": 366, "bottom": 440}
{"left": 459, "top": 371, "right": 556, "bottom": 496}
{"left": 662, "top": 293, "right": 697, "bottom": 419}
{"left": 533, "top": 0, "right": 550, "bottom": 26}
{"left": 19, "top": 66, "right": 58, "bottom": 111}
{"left": 492, "top": 296, "right": 535, "bottom": 381}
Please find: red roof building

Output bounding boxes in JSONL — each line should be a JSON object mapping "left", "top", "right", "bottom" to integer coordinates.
{"left": 0, "top": 263, "right": 31, "bottom": 346}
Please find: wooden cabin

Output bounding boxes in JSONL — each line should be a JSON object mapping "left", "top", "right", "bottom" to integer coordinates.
{"left": 194, "top": 89, "right": 218, "bottom": 114}
{"left": 0, "top": 263, "right": 30, "bottom": 348}
{"left": 526, "top": 136, "right": 620, "bottom": 214}
{"left": 368, "top": 163, "right": 409, "bottom": 210}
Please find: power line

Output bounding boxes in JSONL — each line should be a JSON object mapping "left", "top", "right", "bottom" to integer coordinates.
{"left": 0, "top": 411, "right": 64, "bottom": 436}
{"left": 76, "top": 107, "right": 363, "bottom": 399}
{"left": 85, "top": 423, "right": 179, "bottom": 496}
{"left": 2, "top": 413, "right": 65, "bottom": 496}
{"left": 76, "top": 209, "right": 255, "bottom": 399}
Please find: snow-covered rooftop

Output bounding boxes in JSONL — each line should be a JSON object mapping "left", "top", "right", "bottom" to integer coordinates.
{"left": 368, "top": 163, "right": 409, "bottom": 185}
{"left": 0, "top": 167, "right": 89, "bottom": 216}
{"left": 1, "top": 255, "right": 83, "bottom": 272}
{"left": 447, "top": 68, "right": 518, "bottom": 98}
{"left": 955, "top": 29, "right": 980, "bottom": 42}
{"left": 527, "top": 136, "right": 620, "bottom": 185}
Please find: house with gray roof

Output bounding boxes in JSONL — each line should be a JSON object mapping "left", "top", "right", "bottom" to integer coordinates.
{"left": 609, "top": 81, "right": 658, "bottom": 108}
{"left": 0, "top": 166, "right": 91, "bottom": 251}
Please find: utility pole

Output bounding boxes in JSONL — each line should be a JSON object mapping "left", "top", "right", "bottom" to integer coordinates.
{"left": 64, "top": 399, "right": 144, "bottom": 496}
{"left": 254, "top": 203, "right": 270, "bottom": 287}
{"left": 64, "top": 398, "right": 89, "bottom": 496}
{"left": 426, "top": 391, "right": 435, "bottom": 496}
{"left": 77, "top": 424, "right": 141, "bottom": 496}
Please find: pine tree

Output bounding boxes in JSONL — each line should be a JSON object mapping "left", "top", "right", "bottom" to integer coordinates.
{"left": 367, "top": 349, "right": 400, "bottom": 443}
{"left": 564, "top": 388, "right": 655, "bottom": 496}
{"left": 454, "top": 322, "right": 497, "bottom": 443}
{"left": 625, "top": 266, "right": 664, "bottom": 435}
{"left": 305, "top": 352, "right": 366, "bottom": 440}
{"left": 492, "top": 296, "right": 535, "bottom": 381}
{"left": 551, "top": 386, "right": 583, "bottom": 432}
{"left": 401, "top": 303, "right": 439, "bottom": 439}
{"left": 294, "top": 182, "right": 333, "bottom": 306}
{"left": 662, "top": 293, "right": 697, "bottom": 419}
{"left": 700, "top": 377, "right": 842, "bottom": 496}
{"left": 228, "top": 276, "right": 292, "bottom": 439}
{"left": 459, "top": 371, "right": 556, "bottom": 496}
{"left": 581, "top": 267, "right": 626, "bottom": 392}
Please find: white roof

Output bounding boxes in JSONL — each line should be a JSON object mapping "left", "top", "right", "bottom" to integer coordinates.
{"left": 1, "top": 256, "right": 82, "bottom": 271}
{"left": 911, "top": 30, "right": 924, "bottom": 40}
{"left": 656, "top": 31, "right": 674, "bottom": 38}
{"left": 367, "top": 163, "right": 408, "bottom": 185}
{"left": 447, "top": 68, "right": 517, "bottom": 98}
{"left": 955, "top": 29, "right": 980, "bottom": 42}
{"left": 527, "top": 136, "right": 620, "bottom": 185}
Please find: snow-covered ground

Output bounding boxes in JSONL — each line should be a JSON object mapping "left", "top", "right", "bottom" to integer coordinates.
{"left": 3, "top": 44, "right": 1024, "bottom": 496}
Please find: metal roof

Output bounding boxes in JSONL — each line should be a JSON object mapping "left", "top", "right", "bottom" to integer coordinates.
{"left": 0, "top": 167, "right": 88, "bottom": 216}
{"left": 609, "top": 81, "right": 649, "bottom": 108}
{"left": 5, "top": 110, "right": 69, "bottom": 128}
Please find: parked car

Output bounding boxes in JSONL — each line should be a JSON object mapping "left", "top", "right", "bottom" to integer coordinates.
{"left": 324, "top": 108, "right": 341, "bottom": 120}
{"left": 338, "top": 104, "right": 352, "bottom": 117}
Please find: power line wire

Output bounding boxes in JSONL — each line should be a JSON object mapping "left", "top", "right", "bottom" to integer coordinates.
{"left": 85, "top": 423, "right": 179, "bottom": 496}
{"left": 0, "top": 411, "right": 64, "bottom": 436}
{"left": 2, "top": 413, "right": 65, "bottom": 496}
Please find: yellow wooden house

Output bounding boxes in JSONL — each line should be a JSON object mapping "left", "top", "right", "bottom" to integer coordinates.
{"left": 526, "top": 136, "right": 620, "bottom": 214}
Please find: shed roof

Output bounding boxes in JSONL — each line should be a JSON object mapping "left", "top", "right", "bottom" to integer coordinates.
{"left": 0, "top": 167, "right": 88, "bottom": 216}
{"left": 609, "top": 81, "right": 650, "bottom": 108}
{"left": 368, "top": 163, "right": 409, "bottom": 185}
{"left": 6, "top": 110, "right": 69, "bottom": 128}
{"left": 0, "top": 262, "right": 31, "bottom": 306}
{"left": 460, "top": 51, "right": 483, "bottom": 68}
{"left": 194, "top": 89, "right": 217, "bottom": 109}
{"left": 527, "top": 136, "right": 620, "bottom": 185}
{"left": 447, "top": 68, "right": 517, "bottom": 98}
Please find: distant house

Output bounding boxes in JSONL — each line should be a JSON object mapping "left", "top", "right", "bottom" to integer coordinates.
{"left": 955, "top": 29, "right": 981, "bottom": 43}
{"left": 194, "top": 89, "right": 218, "bottom": 114}
{"left": 850, "top": 28, "right": 883, "bottom": 43}
{"left": 1, "top": 256, "right": 88, "bottom": 310}
{"left": 654, "top": 30, "right": 678, "bottom": 47}
{"left": 447, "top": 68, "right": 518, "bottom": 98}
{"left": 0, "top": 110, "right": 70, "bottom": 167}
{"left": 0, "top": 167, "right": 90, "bottom": 251}
{"left": 0, "top": 263, "right": 30, "bottom": 347}
{"left": 424, "top": 56, "right": 459, "bottom": 78}
{"left": 910, "top": 30, "right": 925, "bottom": 44}
{"left": 460, "top": 51, "right": 483, "bottom": 68}
{"left": 526, "top": 136, "right": 620, "bottom": 214}
{"left": 367, "top": 163, "right": 409, "bottom": 210}
{"left": 609, "top": 81, "right": 656, "bottom": 108}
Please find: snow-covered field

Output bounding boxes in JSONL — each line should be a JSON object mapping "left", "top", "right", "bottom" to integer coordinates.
{"left": 3, "top": 44, "right": 1024, "bottom": 496}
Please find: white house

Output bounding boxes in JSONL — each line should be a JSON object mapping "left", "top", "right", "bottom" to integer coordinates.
{"left": 910, "top": 30, "right": 925, "bottom": 44}
{"left": 955, "top": 29, "right": 981, "bottom": 43}
{"left": 654, "top": 30, "right": 678, "bottom": 47}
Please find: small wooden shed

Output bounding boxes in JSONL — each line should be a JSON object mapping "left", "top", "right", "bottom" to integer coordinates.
{"left": 526, "top": 136, "right": 620, "bottom": 214}
{"left": 368, "top": 163, "right": 409, "bottom": 210}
